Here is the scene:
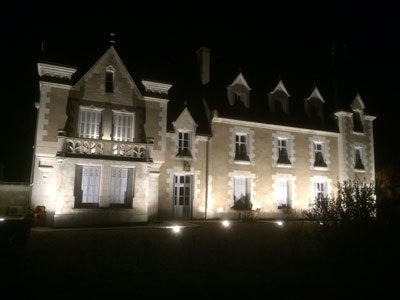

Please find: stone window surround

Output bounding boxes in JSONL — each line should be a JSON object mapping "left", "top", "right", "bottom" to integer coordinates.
{"left": 272, "top": 173, "right": 297, "bottom": 209}
{"left": 169, "top": 129, "right": 198, "bottom": 162}
{"left": 272, "top": 131, "right": 295, "bottom": 168}
{"left": 229, "top": 126, "right": 255, "bottom": 165}
{"left": 309, "top": 136, "right": 331, "bottom": 171}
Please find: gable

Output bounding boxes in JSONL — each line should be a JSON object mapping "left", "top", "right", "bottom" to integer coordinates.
{"left": 71, "top": 46, "right": 143, "bottom": 106}
{"left": 230, "top": 72, "right": 251, "bottom": 90}
{"left": 351, "top": 93, "right": 365, "bottom": 111}
{"left": 172, "top": 107, "right": 198, "bottom": 132}
{"left": 270, "top": 80, "right": 290, "bottom": 96}
{"left": 306, "top": 86, "right": 325, "bottom": 103}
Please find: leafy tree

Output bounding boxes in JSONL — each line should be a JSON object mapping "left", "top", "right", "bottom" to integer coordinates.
{"left": 304, "top": 179, "right": 376, "bottom": 224}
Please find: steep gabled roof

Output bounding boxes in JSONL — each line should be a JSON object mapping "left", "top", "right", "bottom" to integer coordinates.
{"left": 306, "top": 86, "right": 325, "bottom": 103}
{"left": 270, "top": 80, "right": 290, "bottom": 96}
{"left": 351, "top": 93, "right": 366, "bottom": 111}
{"left": 229, "top": 72, "right": 251, "bottom": 90}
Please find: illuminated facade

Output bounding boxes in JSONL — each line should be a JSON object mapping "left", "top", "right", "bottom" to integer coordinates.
{"left": 30, "top": 46, "right": 376, "bottom": 226}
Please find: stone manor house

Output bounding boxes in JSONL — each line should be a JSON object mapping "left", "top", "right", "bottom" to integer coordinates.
{"left": 31, "top": 45, "right": 376, "bottom": 226}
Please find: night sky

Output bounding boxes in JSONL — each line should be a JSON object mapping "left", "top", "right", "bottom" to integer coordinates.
{"left": 0, "top": 2, "right": 398, "bottom": 182}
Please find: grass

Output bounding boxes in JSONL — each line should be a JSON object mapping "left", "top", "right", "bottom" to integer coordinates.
{"left": 1, "top": 220, "right": 398, "bottom": 299}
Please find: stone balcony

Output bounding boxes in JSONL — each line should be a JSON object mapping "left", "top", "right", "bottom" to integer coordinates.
{"left": 56, "top": 131, "right": 153, "bottom": 162}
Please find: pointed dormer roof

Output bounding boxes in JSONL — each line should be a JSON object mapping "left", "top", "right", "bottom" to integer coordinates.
{"left": 230, "top": 72, "right": 251, "bottom": 90}
{"left": 74, "top": 46, "right": 142, "bottom": 98}
{"left": 172, "top": 107, "right": 198, "bottom": 129}
{"left": 350, "top": 93, "right": 365, "bottom": 111}
{"left": 306, "top": 86, "right": 325, "bottom": 103}
{"left": 270, "top": 80, "right": 290, "bottom": 96}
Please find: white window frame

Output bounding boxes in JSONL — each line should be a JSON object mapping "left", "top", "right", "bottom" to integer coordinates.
{"left": 313, "top": 181, "right": 328, "bottom": 201}
{"left": 110, "top": 168, "right": 129, "bottom": 204}
{"left": 112, "top": 110, "right": 135, "bottom": 142}
{"left": 354, "top": 146, "right": 366, "bottom": 172}
{"left": 313, "top": 141, "right": 327, "bottom": 169}
{"left": 178, "top": 130, "right": 191, "bottom": 155}
{"left": 275, "top": 178, "right": 290, "bottom": 208}
{"left": 277, "top": 138, "right": 291, "bottom": 165}
{"left": 235, "top": 133, "right": 249, "bottom": 161}
{"left": 79, "top": 106, "right": 103, "bottom": 139}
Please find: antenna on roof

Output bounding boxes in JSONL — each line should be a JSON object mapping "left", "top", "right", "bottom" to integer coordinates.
{"left": 109, "top": 33, "right": 116, "bottom": 45}
{"left": 41, "top": 42, "right": 46, "bottom": 54}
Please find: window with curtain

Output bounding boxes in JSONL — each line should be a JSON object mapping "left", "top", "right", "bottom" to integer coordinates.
{"left": 313, "top": 142, "right": 327, "bottom": 167}
{"left": 276, "top": 179, "right": 290, "bottom": 208}
{"left": 177, "top": 131, "right": 191, "bottom": 157}
{"left": 277, "top": 138, "right": 291, "bottom": 164}
{"left": 355, "top": 148, "right": 365, "bottom": 170}
{"left": 235, "top": 134, "right": 249, "bottom": 161}
{"left": 110, "top": 168, "right": 134, "bottom": 206}
{"left": 313, "top": 181, "right": 328, "bottom": 201}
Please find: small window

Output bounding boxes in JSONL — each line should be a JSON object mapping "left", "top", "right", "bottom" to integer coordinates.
{"left": 177, "top": 132, "right": 191, "bottom": 157}
{"left": 79, "top": 109, "right": 102, "bottom": 139}
{"left": 277, "top": 138, "right": 291, "bottom": 165}
{"left": 276, "top": 179, "right": 290, "bottom": 209}
{"left": 313, "top": 142, "right": 327, "bottom": 168}
{"left": 113, "top": 112, "right": 134, "bottom": 142}
{"left": 105, "top": 71, "right": 114, "bottom": 93}
{"left": 355, "top": 148, "right": 365, "bottom": 170}
{"left": 235, "top": 134, "right": 249, "bottom": 161}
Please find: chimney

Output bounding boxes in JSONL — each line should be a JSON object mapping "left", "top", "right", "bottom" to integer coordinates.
{"left": 196, "top": 47, "right": 210, "bottom": 85}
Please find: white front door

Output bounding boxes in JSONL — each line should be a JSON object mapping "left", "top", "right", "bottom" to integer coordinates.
{"left": 173, "top": 175, "right": 192, "bottom": 218}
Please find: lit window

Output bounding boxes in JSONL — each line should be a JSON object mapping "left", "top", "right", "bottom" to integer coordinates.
{"left": 355, "top": 148, "right": 365, "bottom": 170}
{"left": 232, "top": 177, "right": 252, "bottom": 210}
{"left": 313, "top": 142, "right": 327, "bottom": 168}
{"left": 177, "top": 132, "right": 191, "bottom": 157}
{"left": 113, "top": 112, "right": 134, "bottom": 142}
{"left": 235, "top": 134, "right": 249, "bottom": 161}
{"left": 110, "top": 168, "right": 134, "bottom": 206}
{"left": 277, "top": 138, "right": 291, "bottom": 165}
{"left": 276, "top": 179, "right": 290, "bottom": 209}
{"left": 74, "top": 166, "right": 101, "bottom": 207}
{"left": 79, "top": 108, "right": 102, "bottom": 139}
{"left": 105, "top": 70, "right": 114, "bottom": 93}
{"left": 313, "top": 181, "right": 328, "bottom": 201}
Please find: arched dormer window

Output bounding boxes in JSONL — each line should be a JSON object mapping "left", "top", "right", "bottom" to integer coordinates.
{"left": 268, "top": 80, "right": 290, "bottom": 114}
{"left": 105, "top": 66, "right": 115, "bottom": 93}
{"left": 227, "top": 72, "right": 251, "bottom": 108}
{"left": 305, "top": 86, "right": 325, "bottom": 121}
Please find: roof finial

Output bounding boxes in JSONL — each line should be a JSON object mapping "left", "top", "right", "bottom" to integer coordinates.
{"left": 109, "top": 33, "right": 116, "bottom": 45}
{"left": 238, "top": 66, "right": 242, "bottom": 74}
{"left": 184, "top": 100, "right": 187, "bottom": 107}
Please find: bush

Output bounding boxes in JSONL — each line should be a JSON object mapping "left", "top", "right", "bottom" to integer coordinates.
{"left": 304, "top": 179, "right": 376, "bottom": 224}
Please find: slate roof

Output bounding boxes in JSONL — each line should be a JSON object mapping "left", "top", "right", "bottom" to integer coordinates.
{"left": 39, "top": 44, "right": 369, "bottom": 136}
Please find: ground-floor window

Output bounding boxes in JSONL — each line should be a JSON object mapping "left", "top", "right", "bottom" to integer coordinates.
{"left": 232, "top": 177, "right": 252, "bottom": 210}
{"left": 313, "top": 181, "right": 328, "bottom": 200}
{"left": 74, "top": 166, "right": 101, "bottom": 207}
{"left": 276, "top": 179, "right": 291, "bottom": 209}
{"left": 110, "top": 168, "right": 134, "bottom": 206}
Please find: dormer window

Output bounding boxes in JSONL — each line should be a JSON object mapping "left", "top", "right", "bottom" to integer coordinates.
{"left": 177, "top": 131, "right": 192, "bottom": 157}
{"left": 352, "top": 111, "right": 364, "bottom": 133}
{"left": 227, "top": 72, "right": 251, "bottom": 108}
{"left": 269, "top": 80, "right": 290, "bottom": 114}
{"left": 233, "top": 92, "right": 244, "bottom": 104}
{"left": 105, "top": 70, "right": 114, "bottom": 93}
{"left": 305, "top": 86, "right": 325, "bottom": 121}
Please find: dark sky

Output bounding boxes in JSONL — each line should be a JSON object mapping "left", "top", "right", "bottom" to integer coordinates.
{"left": 0, "top": 1, "right": 398, "bottom": 182}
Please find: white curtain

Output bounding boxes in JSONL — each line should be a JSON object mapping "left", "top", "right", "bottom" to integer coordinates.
{"left": 110, "top": 168, "right": 128, "bottom": 204}
{"left": 113, "top": 113, "right": 133, "bottom": 142}
{"left": 81, "top": 166, "right": 100, "bottom": 203}
{"left": 80, "top": 110, "right": 101, "bottom": 139}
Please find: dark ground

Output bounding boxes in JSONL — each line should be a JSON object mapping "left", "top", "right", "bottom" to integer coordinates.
{"left": 1, "top": 220, "right": 398, "bottom": 299}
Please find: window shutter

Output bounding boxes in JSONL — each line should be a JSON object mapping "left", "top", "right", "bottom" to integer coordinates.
{"left": 125, "top": 168, "right": 134, "bottom": 207}
{"left": 74, "top": 165, "right": 83, "bottom": 207}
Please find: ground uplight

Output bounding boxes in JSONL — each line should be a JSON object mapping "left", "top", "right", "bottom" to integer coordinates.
{"left": 221, "top": 220, "right": 230, "bottom": 228}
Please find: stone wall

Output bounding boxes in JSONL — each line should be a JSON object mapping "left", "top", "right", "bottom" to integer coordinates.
{"left": 0, "top": 182, "right": 30, "bottom": 216}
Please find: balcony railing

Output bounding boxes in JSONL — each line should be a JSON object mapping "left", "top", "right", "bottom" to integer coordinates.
{"left": 57, "top": 131, "right": 153, "bottom": 161}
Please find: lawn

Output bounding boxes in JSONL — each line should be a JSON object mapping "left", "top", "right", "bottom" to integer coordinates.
{"left": 1, "top": 220, "right": 397, "bottom": 299}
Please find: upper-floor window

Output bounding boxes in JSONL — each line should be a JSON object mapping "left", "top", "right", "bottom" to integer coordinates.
{"left": 105, "top": 70, "right": 114, "bottom": 93}
{"left": 79, "top": 108, "right": 102, "bottom": 139}
{"left": 177, "top": 131, "right": 192, "bottom": 157}
{"left": 113, "top": 112, "right": 134, "bottom": 142}
{"left": 352, "top": 111, "right": 364, "bottom": 133}
{"left": 354, "top": 147, "right": 365, "bottom": 170}
{"left": 313, "top": 142, "right": 327, "bottom": 168}
{"left": 277, "top": 138, "right": 291, "bottom": 165}
{"left": 235, "top": 134, "right": 249, "bottom": 161}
